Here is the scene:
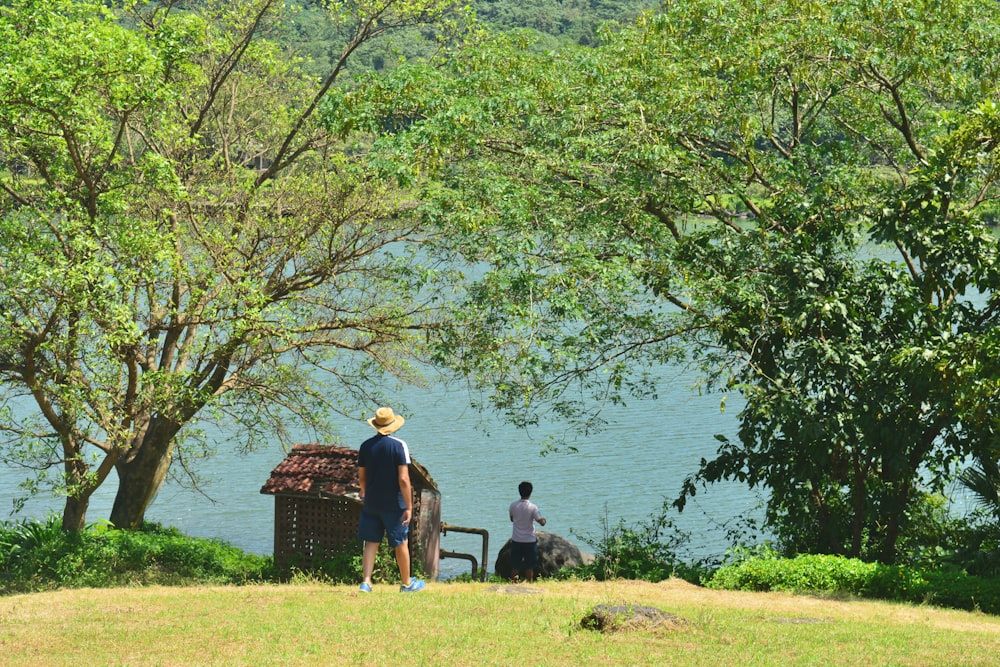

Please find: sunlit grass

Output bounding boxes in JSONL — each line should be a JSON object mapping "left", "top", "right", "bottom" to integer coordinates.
{"left": 2, "top": 579, "right": 999, "bottom": 666}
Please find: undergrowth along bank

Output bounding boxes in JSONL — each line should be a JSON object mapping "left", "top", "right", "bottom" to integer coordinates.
{"left": 3, "top": 516, "right": 1000, "bottom": 617}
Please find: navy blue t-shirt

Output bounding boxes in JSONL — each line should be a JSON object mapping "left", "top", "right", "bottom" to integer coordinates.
{"left": 357, "top": 433, "right": 411, "bottom": 511}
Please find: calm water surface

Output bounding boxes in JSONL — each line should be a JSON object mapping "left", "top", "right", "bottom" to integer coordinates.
{"left": 0, "top": 366, "right": 760, "bottom": 579}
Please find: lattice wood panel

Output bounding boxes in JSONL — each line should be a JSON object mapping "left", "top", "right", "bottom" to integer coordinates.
{"left": 270, "top": 489, "right": 442, "bottom": 576}
{"left": 273, "top": 495, "right": 362, "bottom": 572}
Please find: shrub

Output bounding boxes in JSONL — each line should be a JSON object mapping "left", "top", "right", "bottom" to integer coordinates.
{"left": 561, "top": 501, "right": 714, "bottom": 584}
{"left": 309, "top": 541, "right": 413, "bottom": 585}
{"left": 707, "top": 552, "right": 1000, "bottom": 615}
{"left": 708, "top": 553, "right": 877, "bottom": 593}
{"left": 932, "top": 508, "right": 1000, "bottom": 577}
{"left": 0, "top": 517, "right": 275, "bottom": 593}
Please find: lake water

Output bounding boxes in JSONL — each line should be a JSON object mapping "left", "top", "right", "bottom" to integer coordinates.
{"left": 0, "top": 365, "right": 760, "bottom": 579}
{"left": 4, "top": 243, "right": 985, "bottom": 578}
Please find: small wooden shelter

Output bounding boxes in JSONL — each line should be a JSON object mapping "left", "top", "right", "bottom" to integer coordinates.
{"left": 260, "top": 443, "right": 441, "bottom": 578}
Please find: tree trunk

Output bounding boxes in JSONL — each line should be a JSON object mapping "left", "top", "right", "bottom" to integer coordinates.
{"left": 878, "top": 485, "right": 910, "bottom": 565}
{"left": 62, "top": 493, "right": 90, "bottom": 532}
{"left": 61, "top": 454, "right": 92, "bottom": 532}
{"left": 109, "top": 429, "right": 175, "bottom": 529}
{"left": 849, "top": 454, "right": 866, "bottom": 558}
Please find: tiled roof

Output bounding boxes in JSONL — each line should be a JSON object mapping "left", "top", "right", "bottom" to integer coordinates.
{"left": 260, "top": 443, "right": 437, "bottom": 497}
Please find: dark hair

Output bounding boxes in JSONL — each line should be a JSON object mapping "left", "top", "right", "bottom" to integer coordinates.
{"left": 518, "top": 481, "right": 533, "bottom": 498}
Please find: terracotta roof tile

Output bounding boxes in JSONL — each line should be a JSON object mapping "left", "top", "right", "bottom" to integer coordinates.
{"left": 260, "top": 443, "right": 437, "bottom": 497}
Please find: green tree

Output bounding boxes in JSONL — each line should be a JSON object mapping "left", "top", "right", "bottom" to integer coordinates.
{"left": 327, "top": 0, "right": 1000, "bottom": 562}
{"left": 959, "top": 457, "right": 1000, "bottom": 523}
{"left": 0, "top": 0, "right": 458, "bottom": 531}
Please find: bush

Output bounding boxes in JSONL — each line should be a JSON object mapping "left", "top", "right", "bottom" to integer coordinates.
{"left": 930, "top": 508, "right": 1000, "bottom": 578}
{"left": 308, "top": 541, "right": 414, "bottom": 585}
{"left": 708, "top": 553, "right": 877, "bottom": 593}
{"left": 707, "top": 552, "right": 1000, "bottom": 615}
{"left": 919, "top": 567, "right": 1000, "bottom": 614}
{"left": 561, "top": 501, "right": 715, "bottom": 584}
{"left": 0, "top": 516, "right": 275, "bottom": 593}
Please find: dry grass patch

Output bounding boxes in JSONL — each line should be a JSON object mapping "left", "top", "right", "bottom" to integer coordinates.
{"left": 2, "top": 579, "right": 1000, "bottom": 666}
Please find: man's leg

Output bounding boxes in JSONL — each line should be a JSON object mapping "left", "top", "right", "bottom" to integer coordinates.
{"left": 394, "top": 539, "right": 411, "bottom": 586}
{"left": 524, "top": 542, "right": 539, "bottom": 582}
{"left": 362, "top": 540, "right": 380, "bottom": 586}
{"left": 511, "top": 542, "right": 529, "bottom": 583}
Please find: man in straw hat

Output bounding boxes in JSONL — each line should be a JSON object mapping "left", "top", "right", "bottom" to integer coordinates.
{"left": 357, "top": 406, "right": 425, "bottom": 593}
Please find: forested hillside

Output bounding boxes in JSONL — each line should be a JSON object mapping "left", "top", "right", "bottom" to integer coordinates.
{"left": 288, "top": 0, "right": 656, "bottom": 75}
{"left": 471, "top": 0, "right": 657, "bottom": 45}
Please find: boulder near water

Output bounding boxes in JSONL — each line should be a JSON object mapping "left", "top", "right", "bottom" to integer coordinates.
{"left": 494, "top": 531, "right": 592, "bottom": 579}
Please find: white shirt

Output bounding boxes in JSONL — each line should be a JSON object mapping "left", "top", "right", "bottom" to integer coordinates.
{"left": 509, "top": 498, "right": 543, "bottom": 543}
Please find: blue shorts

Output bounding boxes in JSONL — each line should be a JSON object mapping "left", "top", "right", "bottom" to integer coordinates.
{"left": 510, "top": 540, "right": 538, "bottom": 571}
{"left": 358, "top": 507, "right": 409, "bottom": 548}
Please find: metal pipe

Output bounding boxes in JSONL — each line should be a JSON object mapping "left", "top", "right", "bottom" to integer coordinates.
{"left": 440, "top": 522, "right": 490, "bottom": 582}
{"left": 438, "top": 550, "right": 478, "bottom": 580}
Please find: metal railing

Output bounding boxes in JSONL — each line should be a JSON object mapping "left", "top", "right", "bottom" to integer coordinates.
{"left": 439, "top": 522, "right": 490, "bottom": 582}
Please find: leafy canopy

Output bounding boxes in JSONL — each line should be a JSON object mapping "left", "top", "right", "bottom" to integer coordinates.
{"left": 0, "top": 0, "right": 461, "bottom": 530}
{"left": 328, "top": 0, "right": 1000, "bottom": 563}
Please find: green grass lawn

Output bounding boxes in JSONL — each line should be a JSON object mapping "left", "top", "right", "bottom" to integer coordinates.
{"left": 3, "top": 579, "right": 999, "bottom": 666}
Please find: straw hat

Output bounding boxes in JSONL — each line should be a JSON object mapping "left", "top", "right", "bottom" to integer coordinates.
{"left": 367, "top": 406, "right": 405, "bottom": 434}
